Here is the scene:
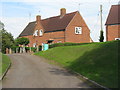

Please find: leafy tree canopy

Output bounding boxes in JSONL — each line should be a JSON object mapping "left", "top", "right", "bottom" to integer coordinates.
{"left": 15, "top": 37, "right": 29, "bottom": 46}
{"left": 0, "top": 29, "right": 14, "bottom": 53}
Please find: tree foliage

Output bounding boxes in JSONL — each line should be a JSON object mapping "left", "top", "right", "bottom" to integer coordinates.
{"left": 99, "top": 30, "right": 104, "bottom": 42}
{"left": 0, "top": 21, "right": 4, "bottom": 30}
{"left": 0, "top": 29, "right": 14, "bottom": 53}
{"left": 15, "top": 37, "right": 29, "bottom": 46}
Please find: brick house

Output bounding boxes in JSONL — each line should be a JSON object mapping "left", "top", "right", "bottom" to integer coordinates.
{"left": 105, "top": 5, "right": 120, "bottom": 41}
{"left": 19, "top": 8, "right": 91, "bottom": 47}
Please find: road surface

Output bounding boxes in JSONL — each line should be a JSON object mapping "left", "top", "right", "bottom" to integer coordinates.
{"left": 2, "top": 54, "right": 90, "bottom": 88}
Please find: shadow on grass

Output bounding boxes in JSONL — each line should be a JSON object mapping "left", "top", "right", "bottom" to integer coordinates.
{"left": 68, "top": 41, "right": 119, "bottom": 88}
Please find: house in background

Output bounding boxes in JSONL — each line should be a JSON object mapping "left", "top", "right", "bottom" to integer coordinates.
{"left": 105, "top": 5, "right": 120, "bottom": 41}
{"left": 19, "top": 8, "right": 92, "bottom": 47}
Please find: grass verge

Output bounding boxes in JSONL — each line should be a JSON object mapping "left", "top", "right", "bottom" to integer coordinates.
{"left": 35, "top": 41, "right": 119, "bottom": 88}
{"left": 0, "top": 52, "right": 11, "bottom": 78}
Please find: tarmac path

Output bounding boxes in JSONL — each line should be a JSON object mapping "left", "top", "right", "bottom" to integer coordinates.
{"left": 2, "top": 54, "right": 90, "bottom": 88}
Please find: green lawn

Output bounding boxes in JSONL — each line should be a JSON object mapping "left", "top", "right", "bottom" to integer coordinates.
{"left": 0, "top": 52, "right": 11, "bottom": 77}
{"left": 35, "top": 41, "right": 119, "bottom": 88}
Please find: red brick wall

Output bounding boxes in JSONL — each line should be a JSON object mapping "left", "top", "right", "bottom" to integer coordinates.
{"left": 22, "top": 31, "right": 65, "bottom": 47}
{"left": 65, "top": 12, "right": 90, "bottom": 43}
{"left": 34, "top": 19, "right": 44, "bottom": 35}
{"left": 106, "top": 25, "right": 120, "bottom": 41}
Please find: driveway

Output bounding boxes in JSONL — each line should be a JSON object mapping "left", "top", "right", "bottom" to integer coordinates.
{"left": 2, "top": 54, "right": 90, "bottom": 88}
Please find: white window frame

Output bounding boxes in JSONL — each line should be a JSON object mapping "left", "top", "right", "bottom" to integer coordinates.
{"left": 39, "top": 30, "right": 43, "bottom": 36}
{"left": 75, "top": 27, "right": 82, "bottom": 34}
{"left": 57, "top": 41, "right": 62, "bottom": 43}
{"left": 33, "top": 30, "right": 38, "bottom": 36}
{"left": 115, "top": 38, "right": 120, "bottom": 40}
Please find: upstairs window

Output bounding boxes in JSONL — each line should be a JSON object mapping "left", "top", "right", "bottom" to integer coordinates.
{"left": 75, "top": 27, "right": 82, "bottom": 34}
{"left": 40, "top": 30, "right": 43, "bottom": 36}
{"left": 33, "top": 30, "right": 38, "bottom": 36}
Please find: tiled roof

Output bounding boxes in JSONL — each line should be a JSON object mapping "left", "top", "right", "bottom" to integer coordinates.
{"left": 19, "top": 11, "right": 77, "bottom": 37}
{"left": 105, "top": 5, "right": 120, "bottom": 25}
{"left": 19, "top": 22, "right": 36, "bottom": 36}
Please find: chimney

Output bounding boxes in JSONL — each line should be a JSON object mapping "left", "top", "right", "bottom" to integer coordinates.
{"left": 36, "top": 15, "right": 41, "bottom": 24}
{"left": 60, "top": 8, "right": 66, "bottom": 16}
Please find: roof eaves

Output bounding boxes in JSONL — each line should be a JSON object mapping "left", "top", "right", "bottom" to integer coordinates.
{"left": 105, "top": 23, "right": 120, "bottom": 25}
{"left": 45, "top": 29, "right": 65, "bottom": 33}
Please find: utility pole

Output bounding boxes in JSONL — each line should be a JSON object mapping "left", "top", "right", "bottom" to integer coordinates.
{"left": 39, "top": 10, "right": 40, "bottom": 14}
{"left": 100, "top": 5, "right": 103, "bottom": 31}
{"left": 29, "top": 12, "right": 31, "bottom": 22}
{"left": 78, "top": 3, "right": 80, "bottom": 12}
{"left": 99, "top": 4, "right": 104, "bottom": 42}
{"left": 78, "top": 3, "right": 83, "bottom": 12}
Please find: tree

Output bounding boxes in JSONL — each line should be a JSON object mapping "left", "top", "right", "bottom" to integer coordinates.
{"left": 15, "top": 37, "right": 29, "bottom": 53}
{"left": 15, "top": 37, "right": 29, "bottom": 46}
{"left": 0, "top": 29, "right": 14, "bottom": 53}
{"left": 99, "top": 30, "right": 104, "bottom": 42}
{"left": 0, "top": 21, "right": 4, "bottom": 30}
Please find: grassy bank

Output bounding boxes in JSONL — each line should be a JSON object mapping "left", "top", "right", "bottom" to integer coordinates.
{"left": 0, "top": 53, "right": 11, "bottom": 77}
{"left": 35, "top": 41, "right": 119, "bottom": 88}
{"left": 0, "top": 53, "right": 2, "bottom": 77}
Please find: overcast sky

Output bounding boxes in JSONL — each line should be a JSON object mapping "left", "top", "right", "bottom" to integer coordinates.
{"left": 0, "top": 0, "right": 119, "bottom": 42}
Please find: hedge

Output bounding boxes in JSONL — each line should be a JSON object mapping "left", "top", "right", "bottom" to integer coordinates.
{"left": 10, "top": 42, "right": 91, "bottom": 53}
{"left": 11, "top": 46, "right": 38, "bottom": 53}
{"left": 49, "top": 42, "right": 91, "bottom": 48}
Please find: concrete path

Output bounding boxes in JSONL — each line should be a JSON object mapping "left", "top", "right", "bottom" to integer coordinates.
{"left": 2, "top": 54, "right": 90, "bottom": 88}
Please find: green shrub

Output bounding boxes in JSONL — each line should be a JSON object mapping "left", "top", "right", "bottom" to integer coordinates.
{"left": 49, "top": 42, "right": 90, "bottom": 48}
{"left": 11, "top": 46, "right": 19, "bottom": 53}
{"left": 39, "top": 45, "right": 42, "bottom": 51}
{"left": 25, "top": 47, "right": 30, "bottom": 52}
{"left": 25, "top": 47, "right": 37, "bottom": 52}
{"left": 11, "top": 46, "right": 38, "bottom": 53}
{"left": 31, "top": 47, "right": 36, "bottom": 52}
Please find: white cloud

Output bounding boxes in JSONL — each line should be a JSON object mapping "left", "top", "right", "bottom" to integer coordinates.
{"left": 1, "top": 17, "right": 30, "bottom": 38}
